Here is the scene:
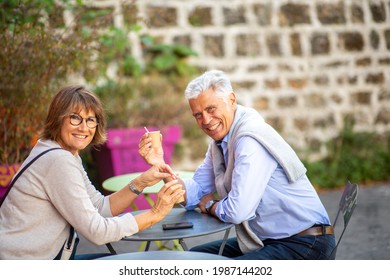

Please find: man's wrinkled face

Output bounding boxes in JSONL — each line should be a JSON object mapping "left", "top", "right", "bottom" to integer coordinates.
{"left": 189, "top": 88, "right": 236, "bottom": 141}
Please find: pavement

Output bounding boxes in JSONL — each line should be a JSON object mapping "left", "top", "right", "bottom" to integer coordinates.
{"left": 76, "top": 182, "right": 390, "bottom": 260}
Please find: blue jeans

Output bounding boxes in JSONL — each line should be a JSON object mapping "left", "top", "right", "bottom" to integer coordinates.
{"left": 190, "top": 234, "right": 336, "bottom": 260}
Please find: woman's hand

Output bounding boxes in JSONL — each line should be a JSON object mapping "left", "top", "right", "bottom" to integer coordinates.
{"left": 110, "top": 164, "right": 178, "bottom": 216}
{"left": 134, "top": 180, "right": 185, "bottom": 231}
{"left": 139, "top": 133, "right": 165, "bottom": 165}
{"left": 132, "top": 163, "right": 177, "bottom": 193}
{"left": 151, "top": 180, "right": 185, "bottom": 219}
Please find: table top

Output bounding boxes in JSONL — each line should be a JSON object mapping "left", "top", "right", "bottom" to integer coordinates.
{"left": 124, "top": 208, "right": 233, "bottom": 241}
{"left": 97, "top": 250, "right": 230, "bottom": 260}
{"left": 102, "top": 170, "right": 194, "bottom": 193}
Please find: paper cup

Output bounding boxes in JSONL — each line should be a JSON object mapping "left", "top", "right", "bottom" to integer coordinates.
{"left": 148, "top": 131, "right": 162, "bottom": 148}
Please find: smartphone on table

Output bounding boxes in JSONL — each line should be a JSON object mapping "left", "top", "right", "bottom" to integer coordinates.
{"left": 162, "top": 222, "right": 194, "bottom": 230}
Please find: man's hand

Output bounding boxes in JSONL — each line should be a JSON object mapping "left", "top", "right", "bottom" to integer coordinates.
{"left": 198, "top": 193, "right": 217, "bottom": 213}
{"left": 139, "top": 133, "right": 165, "bottom": 165}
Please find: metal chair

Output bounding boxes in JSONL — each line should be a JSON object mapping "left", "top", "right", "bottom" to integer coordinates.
{"left": 330, "top": 181, "right": 358, "bottom": 259}
{"left": 105, "top": 243, "right": 117, "bottom": 255}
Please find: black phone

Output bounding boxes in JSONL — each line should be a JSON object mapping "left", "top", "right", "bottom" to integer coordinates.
{"left": 162, "top": 222, "right": 194, "bottom": 230}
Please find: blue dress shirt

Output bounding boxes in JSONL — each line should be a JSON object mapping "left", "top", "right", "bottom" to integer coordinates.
{"left": 184, "top": 135, "right": 331, "bottom": 240}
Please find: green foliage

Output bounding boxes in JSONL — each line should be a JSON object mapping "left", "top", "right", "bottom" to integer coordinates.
{"left": 304, "top": 117, "right": 390, "bottom": 189}
{"left": 0, "top": 0, "right": 58, "bottom": 29}
{"left": 0, "top": 0, "right": 114, "bottom": 163}
{"left": 97, "top": 27, "right": 142, "bottom": 78}
{"left": 142, "top": 36, "right": 198, "bottom": 76}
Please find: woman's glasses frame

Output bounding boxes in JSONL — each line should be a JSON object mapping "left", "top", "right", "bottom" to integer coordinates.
{"left": 68, "top": 114, "right": 98, "bottom": 129}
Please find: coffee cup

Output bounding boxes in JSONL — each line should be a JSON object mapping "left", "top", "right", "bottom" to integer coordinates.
{"left": 148, "top": 131, "right": 162, "bottom": 148}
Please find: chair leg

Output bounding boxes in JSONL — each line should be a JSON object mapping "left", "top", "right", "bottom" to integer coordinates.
{"left": 330, "top": 247, "right": 337, "bottom": 260}
{"left": 218, "top": 227, "right": 231, "bottom": 255}
{"left": 178, "top": 239, "right": 188, "bottom": 251}
{"left": 105, "top": 243, "right": 117, "bottom": 255}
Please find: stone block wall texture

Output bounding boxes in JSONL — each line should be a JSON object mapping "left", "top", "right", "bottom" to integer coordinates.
{"left": 70, "top": 0, "right": 390, "bottom": 159}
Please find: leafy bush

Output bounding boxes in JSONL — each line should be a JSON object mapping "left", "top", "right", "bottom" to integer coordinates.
{"left": 0, "top": 0, "right": 110, "bottom": 163}
{"left": 304, "top": 117, "right": 390, "bottom": 189}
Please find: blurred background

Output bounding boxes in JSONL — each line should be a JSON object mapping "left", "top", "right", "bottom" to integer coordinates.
{"left": 1, "top": 0, "right": 389, "bottom": 192}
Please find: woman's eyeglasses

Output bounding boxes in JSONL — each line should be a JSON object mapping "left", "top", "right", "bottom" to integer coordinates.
{"left": 68, "top": 114, "right": 98, "bottom": 129}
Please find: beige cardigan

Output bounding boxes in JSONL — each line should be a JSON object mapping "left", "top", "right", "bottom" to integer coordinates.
{"left": 0, "top": 139, "right": 138, "bottom": 259}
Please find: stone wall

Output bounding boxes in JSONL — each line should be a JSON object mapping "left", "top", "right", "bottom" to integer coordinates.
{"left": 82, "top": 0, "right": 390, "bottom": 159}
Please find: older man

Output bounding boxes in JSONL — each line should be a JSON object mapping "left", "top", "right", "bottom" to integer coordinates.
{"left": 139, "top": 70, "right": 335, "bottom": 260}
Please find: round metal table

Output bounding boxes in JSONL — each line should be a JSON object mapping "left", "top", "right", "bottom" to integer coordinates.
{"left": 123, "top": 208, "right": 233, "bottom": 255}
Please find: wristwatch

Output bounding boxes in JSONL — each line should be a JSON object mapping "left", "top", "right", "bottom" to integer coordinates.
{"left": 128, "top": 181, "right": 142, "bottom": 195}
{"left": 205, "top": 200, "right": 219, "bottom": 214}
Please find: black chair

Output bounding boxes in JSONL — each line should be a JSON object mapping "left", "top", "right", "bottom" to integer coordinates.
{"left": 330, "top": 181, "right": 358, "bottom": 259}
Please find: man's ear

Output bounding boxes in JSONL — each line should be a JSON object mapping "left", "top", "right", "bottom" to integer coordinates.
{"left": 229, "top": 92, "right": 237, "bottom": 108}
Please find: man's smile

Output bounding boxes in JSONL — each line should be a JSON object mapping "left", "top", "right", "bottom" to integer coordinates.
{"left": 205, "top": 122, "right": 221, "bottom": 131}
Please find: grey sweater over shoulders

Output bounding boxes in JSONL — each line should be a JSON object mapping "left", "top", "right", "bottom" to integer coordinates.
{"left": 0, "top": 139, "right": 138, "bottom": 259}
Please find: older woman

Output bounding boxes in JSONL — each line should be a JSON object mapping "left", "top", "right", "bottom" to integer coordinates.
{"left": 0, "top": 85, "right": 184, "bottom": 259}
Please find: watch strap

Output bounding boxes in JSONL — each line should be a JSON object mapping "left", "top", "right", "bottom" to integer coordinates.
{"left": 128, "top": 181, "right": 142, "bottom": 195}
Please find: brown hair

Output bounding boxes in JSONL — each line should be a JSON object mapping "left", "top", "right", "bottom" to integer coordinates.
{"left": 40, "top": 85, "right": 107, "bottom": 146}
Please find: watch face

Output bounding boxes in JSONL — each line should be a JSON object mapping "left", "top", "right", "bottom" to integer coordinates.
{"left": 205, "top": 200, "right": 213, "bottom": 208}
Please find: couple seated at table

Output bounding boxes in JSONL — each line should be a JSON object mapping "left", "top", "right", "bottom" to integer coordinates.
{"left": 0, "top": 71, "right": 334, "bottom": 260}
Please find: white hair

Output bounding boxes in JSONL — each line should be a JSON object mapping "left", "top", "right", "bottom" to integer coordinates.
{"left": 184, "top": 70, "right": 233, "bottom": 102}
